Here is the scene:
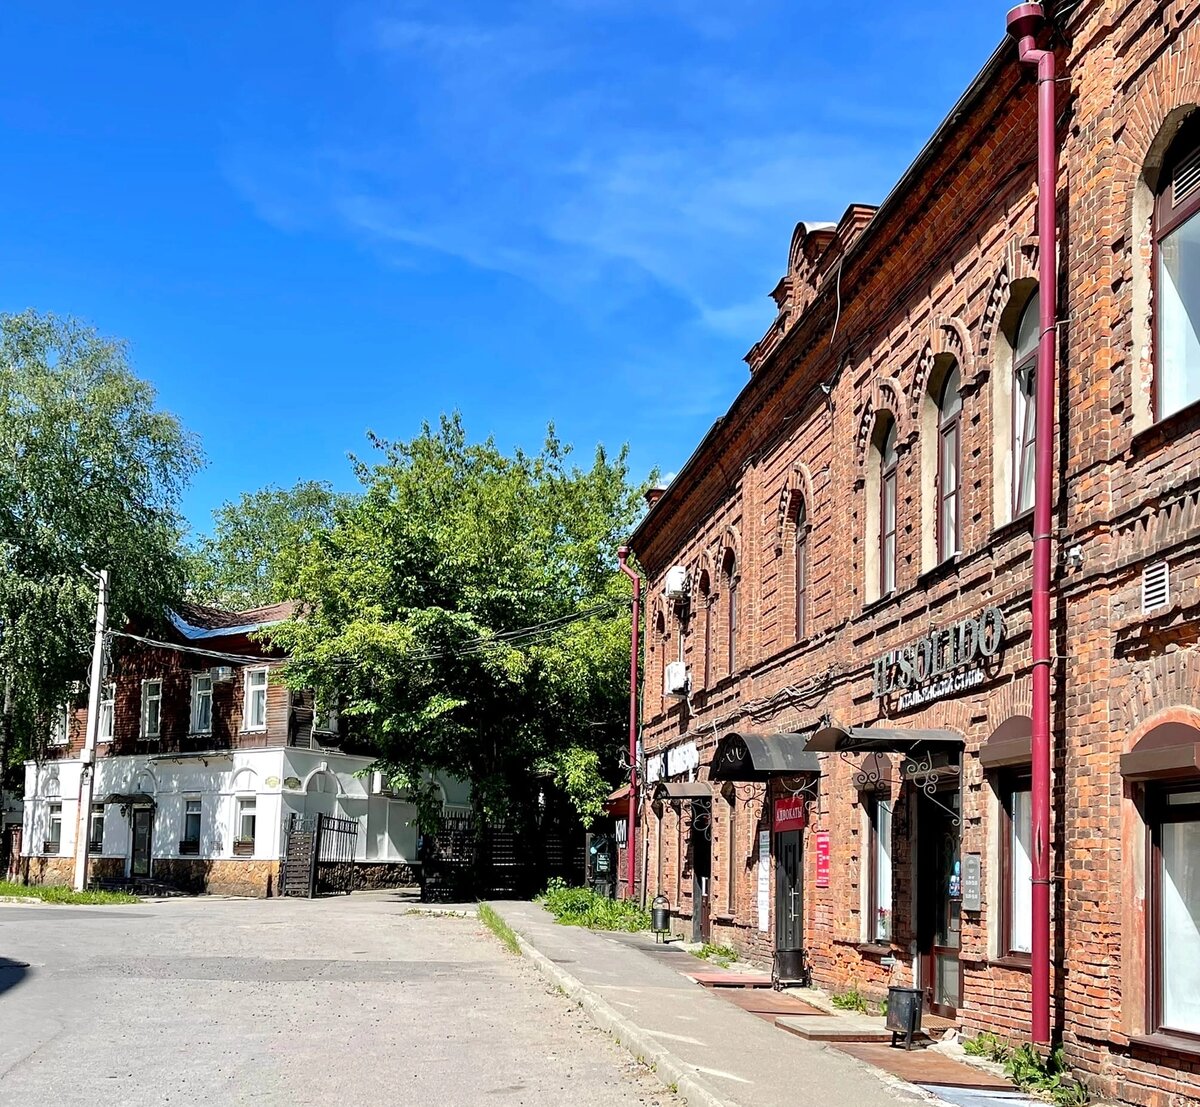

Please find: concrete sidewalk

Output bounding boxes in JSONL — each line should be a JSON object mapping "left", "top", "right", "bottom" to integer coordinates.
{"left": 487, "top": 900, "right": 936, "bottom": 1107}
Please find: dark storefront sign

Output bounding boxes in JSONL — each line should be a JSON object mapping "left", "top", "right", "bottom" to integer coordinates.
{"left": 773, "top": 796, "right": 807, "bottom": 832}
{"left": 814, "top": 831, "right": 830, "bottom": 887}
{"left": 872, "top": 606, "right": 1006, "bottom": 709}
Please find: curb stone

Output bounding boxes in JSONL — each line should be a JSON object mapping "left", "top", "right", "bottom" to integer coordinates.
{"left": 509, "top": 927, "right": 729, "bottom": 1107}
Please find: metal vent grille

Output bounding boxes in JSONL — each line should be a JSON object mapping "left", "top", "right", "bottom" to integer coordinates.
{"left": 1142, "top": 561, "right": 1170, "bottom": 614}
{"left": 1173, "top": 147, "right": 1200, "bottom": 207}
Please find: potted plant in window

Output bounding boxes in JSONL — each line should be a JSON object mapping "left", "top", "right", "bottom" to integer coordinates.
{"left": 232, "top": 837, "right": 254, "bottom": 857}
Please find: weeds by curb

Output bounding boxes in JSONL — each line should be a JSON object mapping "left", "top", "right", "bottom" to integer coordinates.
{"left": 478, "top": 902, "right": 521, "bottom": 955}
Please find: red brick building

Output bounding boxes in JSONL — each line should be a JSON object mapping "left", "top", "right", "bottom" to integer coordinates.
{"left": 628, "top": 2, "right": 1200, "bottom": 1103}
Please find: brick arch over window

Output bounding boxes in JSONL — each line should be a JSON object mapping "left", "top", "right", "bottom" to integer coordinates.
{"left": 774, "top": 462, "right": 816, "bottom": 551}
{"left": 1114, "top": 649, "right": 1200, "bottom": 736}
{"left": 855, "top": 377, "right": 907, "bottom": 482}
{"left": 980, "top": 238, "right": 1038, "bottom": 362}
{"left": 1116, "top": 75, "right": 1200, "bottom": 431}
{"left": 910, "top": 320, "right": 976, "bottom": 416}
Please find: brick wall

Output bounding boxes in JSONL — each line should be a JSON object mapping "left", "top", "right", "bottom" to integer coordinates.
{"left": 631, "top": 3, "right": 1200, "bottom": 1103}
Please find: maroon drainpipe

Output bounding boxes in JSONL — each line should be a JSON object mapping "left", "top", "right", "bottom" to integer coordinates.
{"left": 1008, "top": 2, "right": 1057, "bottom": 1047}
{"left": 617, "top": 546, "right": 641, "bottom": 900}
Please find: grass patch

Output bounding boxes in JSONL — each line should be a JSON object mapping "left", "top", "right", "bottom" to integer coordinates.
{"left": 0, "top": 881, "right": 139, "bottom": 905}
{"left": 831, "top": 987, "right": 869, "bottom": 1013}
{"left": 540, "top": 879, "right": 651, "bottom": 932}
{"left": 478, "top": 903, "right": 521, "bottom": 955}
{"left": 690, "top": 942, "right": 737, "bottom": 969}
{"left": 961, "top": 1036, "right": 1089, "bottom": 1106}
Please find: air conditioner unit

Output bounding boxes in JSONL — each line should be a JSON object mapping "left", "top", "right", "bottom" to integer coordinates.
{"left": 210, "top": 666, "right": 234, "bottom": 682}
{"left": 664, "top": 661, "right": 690, "bottom": 697}
{"left": 664, "top": 565, "right": 690, "bottom": 601}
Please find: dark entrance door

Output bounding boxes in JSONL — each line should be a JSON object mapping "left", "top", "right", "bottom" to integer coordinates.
{"left": 775, "top": 829, "right": 803, "bottom": 974}
{"left": 691, "top": 801, "right": 712, "bottom": 943}
{"left": 131, "top": 807, "right": 153, "bottom": 878}
{"left": 917, "top": 789, "right": 961, "bottom": 1017}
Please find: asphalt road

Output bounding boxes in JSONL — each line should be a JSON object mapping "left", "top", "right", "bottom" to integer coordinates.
{"left": 0, "top": 891, "right": 681, "bottom": 1106}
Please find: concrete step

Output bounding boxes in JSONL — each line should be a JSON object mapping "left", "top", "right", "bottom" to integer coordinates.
{"left": 776, "top": 1013, "right": 896, "bottom": 1042}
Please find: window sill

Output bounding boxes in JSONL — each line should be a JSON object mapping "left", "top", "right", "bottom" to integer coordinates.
{"left": 989, "top": 513, "right": 1033, "bottom": 546}
{"left": 1131, "top": 398, "right": 1200, "bottom": 455}
{"left": 989, "top": 955, "right": 1033, "bottom": 972}
{"left": 1129, "top": 1032, "right": 1200, "bottom": 1060}
{"left": 857, "top": 943, "right": 895, "bottom": 957}
{"left": 917, "top": 554, "right": 962, "bottom": 589}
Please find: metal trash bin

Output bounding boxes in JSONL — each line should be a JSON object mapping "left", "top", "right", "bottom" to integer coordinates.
{"left": 885, "top": 986, "right": 925, "bottom": 1050}
{"left": 651, "top": 894, "right": 671, "bottom": 941}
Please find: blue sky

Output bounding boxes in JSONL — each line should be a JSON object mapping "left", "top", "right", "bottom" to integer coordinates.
{"left": 1, "top": 2, "right": 1005, "bottom": 535}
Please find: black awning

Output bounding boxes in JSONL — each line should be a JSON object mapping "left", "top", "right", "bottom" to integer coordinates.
{"left": 1121, "top": 722, "right": 1200, "bottom": 780}
{"left": 806, "top": 725, "right": 962, "bottom": 754}
{"left": 101, "top": 792, "right": 155, "bottom": 805}
{"left": 651, "top": 781, "right": 712, "bottom": 802}
{"left": 709, "top": 731, "right": 820, "bottom": 781}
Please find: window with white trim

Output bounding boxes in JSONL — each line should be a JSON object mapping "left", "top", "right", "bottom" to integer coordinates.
{"left": 48, "top": 704, "right": 69, "bottom": 746}
{"left": 236, "top": 796, "right": 257, "bottom": 845}
{"left": 99, "top": 683, "right": 115, "bottom": 743}
{"left": 313, "top": 695, "right": 338, "bottom": 735}
{"left": 47, "top": 803, "right": 62, "bottom": 853}
{"left": 243, "top": 668, "right": 268, "bottom": 732}
{"left": 141, "top": 679, "right": 162, "bottom": 738}
{"left": 867, "top": 796, "right": 893, "bottom": 942}
{"left": 89, "top": 803, "right": 105, "bottom": 853}
{"left": 190, "top": 673, "right": 213, "bottom": 734}
{"left": 1012, "top": 292, "right": 1039, "bottom": 517}
{"left": 182, "top": 797, "right": 202, "bottom": 854}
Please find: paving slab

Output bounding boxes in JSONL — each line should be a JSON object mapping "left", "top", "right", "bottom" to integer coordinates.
{"left": 488, "top": 900, "right": 939, "bottom": 1107}
{"left": 833, "top": 1043, "right": 1015, "bottom": 1089}
{"left": 777, "top": 1013, "right": 895, "bottom": 1042}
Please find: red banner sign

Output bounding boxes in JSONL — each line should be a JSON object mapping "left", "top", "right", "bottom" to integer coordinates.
{"left": 814, "top": 831, "right": 831, "bottom": 887}
{"left": 773, "top": 796, "right": 807, "bottom": 832}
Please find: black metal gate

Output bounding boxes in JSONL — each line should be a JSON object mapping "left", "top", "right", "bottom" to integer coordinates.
{"left": 282, "top": 813, "right": 358, "bottom": 897}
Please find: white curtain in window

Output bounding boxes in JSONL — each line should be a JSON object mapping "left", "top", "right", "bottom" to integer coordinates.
{"left": 1162, "top": 816, "right": 1200, "bottom": 1033}
{"left": 1159, "top": 220, "right": 1200, "bottom": 419}
{"left": 1010, "top": 788, "right": 1033, "bottom": 954}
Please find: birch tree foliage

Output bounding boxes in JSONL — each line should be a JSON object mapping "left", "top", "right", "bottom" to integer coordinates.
{"left": 0, "top": 310, "right": 201, "bottom": 762}
{"left": 271, "top": 414, "right": 647, "bottom": 826}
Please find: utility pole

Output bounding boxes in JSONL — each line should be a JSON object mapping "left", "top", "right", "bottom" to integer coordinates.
{"left": 73, "top": 569, "right": 109, "bottom": 892}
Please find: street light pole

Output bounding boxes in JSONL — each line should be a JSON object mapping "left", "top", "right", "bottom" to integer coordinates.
{"left": 73, "top": 568, "right": 109, "bottom": 892}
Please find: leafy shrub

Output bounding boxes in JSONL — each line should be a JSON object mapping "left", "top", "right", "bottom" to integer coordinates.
{"left": 961, "top": 1037, "right": 1088, "bottom": 1106}
{"left": 540, "top": 879, "right": 651, "bottom": 931}
{"left": 831, "top": 988, "right": 869, "bottom": 1013}
{"left": 692, "top": 942, "right": 737, "bottom": 968}
{"left": 963, "top": 1031, "right": 1011, "bottom": 1062}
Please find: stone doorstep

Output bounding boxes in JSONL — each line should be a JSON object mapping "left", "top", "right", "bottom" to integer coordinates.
{"left": 777, "top": 1013, "right": 897, "bottom": 1043}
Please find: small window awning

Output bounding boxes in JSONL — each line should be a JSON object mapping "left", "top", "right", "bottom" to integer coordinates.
{"left": 651, "top": 781, "right": 712, "bottom": 801}
{"left": 604, "top": 785, "right": 632, "bottom": 816}
{"left": 101, "top": 792, "right": 155, "bottom": 805}
{"left": 979, "top": 715, "right": 1032, "bottom": 770}
{"left": 1120, "top": 722, "right": 1200, "bottom": 781}
{"left": 806, "top": 725, "right": 962, "bottom": 754}
{"left": 709, "top": 731, "right": 820, "bottom": 781}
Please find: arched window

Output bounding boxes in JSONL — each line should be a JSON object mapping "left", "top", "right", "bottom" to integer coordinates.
{"left": 879, "top": 422, "right": 898, "bottom": 596}
{"left": 654, "top": 610, "right": 666, "bottom": 708}
{"left": 697, "top": 570, "right": 712, "bottom": 687}
{"left": 1156, "top": 117, "right": 1200, "bottom": 420}
{"left": 1012, "top": 292, "right": 1039, "bottom": 517}
{"left": 794, "top": 498, "right": 808, "bottom": 640}
{"left": 936, "top": 367, "right": 962, "bottom": 562}
{"left": 722, "top": 549, "right": 738, "bottom": 675}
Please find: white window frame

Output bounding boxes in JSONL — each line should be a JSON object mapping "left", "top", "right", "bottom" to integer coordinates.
{"left": 98, "top": 682, "right": 115, "bottom": 743}
{"left": 190, "top": 673, "right": 213, "bottom": 735}
{"left": 242, "top": 668, "right": 269, "bottom": 733}
{"left": 47, "top": 802, "right": 63, "bottom": 853}
{"left": 183, "top": 796, "right": 202, "bottom": 849}
{"left": 235, "top": 796, "right": 257, "bottom": 846}
{"left": 89, "top": 802, "right": 105, "bottom": 854}
{"left": 141, "top": 678, "right": 163, "bottom": 738}
{"left": 49, "top": 704, "right": 70, "bottom": 746}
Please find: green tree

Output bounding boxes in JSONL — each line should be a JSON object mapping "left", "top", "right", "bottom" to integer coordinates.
{"left": 270, "top": 414, "right": 647, "bottom": 829}
{"left": 187, "top": 480, "right": 349, "bottom": 608}
{"left": 0, "top": 310, "right": 202, "bottom": 775}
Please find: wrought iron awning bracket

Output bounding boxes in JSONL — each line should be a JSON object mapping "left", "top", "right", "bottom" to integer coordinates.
{"left": 838, "top": 748, "right": 961, "bottom": 826}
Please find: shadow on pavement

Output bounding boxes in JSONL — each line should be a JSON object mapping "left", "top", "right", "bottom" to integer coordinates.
{"left": 0, "top": 958, "right": 30, "bottom": 996}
